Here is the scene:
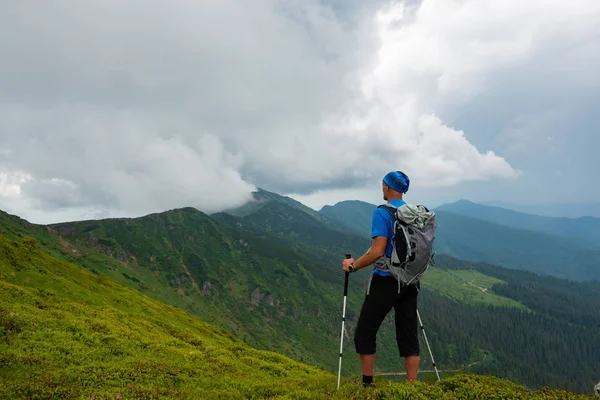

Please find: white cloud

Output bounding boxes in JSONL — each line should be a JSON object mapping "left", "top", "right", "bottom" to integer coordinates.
{"left": 1, "top": 0, "right": 598, "bottom": 222}
{"left": 0, "top": 105, "right": 256, "bottom": 221}
{"left": 0, "top": 172, "right": 33, "bottom": 199}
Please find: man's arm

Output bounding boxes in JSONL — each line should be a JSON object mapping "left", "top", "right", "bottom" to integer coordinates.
{"left": 342, "top": 207, "right": 390, "bottom": 273}
{"left": 342, "top": 236, "right": 387, "bottom": 272}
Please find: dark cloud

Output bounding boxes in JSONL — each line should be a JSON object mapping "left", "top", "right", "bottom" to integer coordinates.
{"left": 2, "top": 0, "right": 597, "bottom": 222}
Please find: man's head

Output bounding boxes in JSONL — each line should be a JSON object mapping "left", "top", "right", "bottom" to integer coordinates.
{"left": 382, "top": 170, "right": 410, "bottom": 201}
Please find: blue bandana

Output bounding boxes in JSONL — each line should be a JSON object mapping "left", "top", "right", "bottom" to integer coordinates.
{"left": 383, "top": 171, "right": 410, "bottom": 193}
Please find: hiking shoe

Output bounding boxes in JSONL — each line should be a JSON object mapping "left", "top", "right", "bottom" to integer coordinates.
{"left": 360, "top": 382, "right": 375, "bottom": 388}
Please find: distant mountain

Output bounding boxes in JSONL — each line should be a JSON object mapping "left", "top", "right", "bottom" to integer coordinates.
{"left": 320, "top": 200, "right": 376, "bottom": 237}
{"left": 222, "top": 188, "right": 348, "bottom": 233}
{"left": 482, "top": 201, "right": 600, "bottom": 219}
{"left": 433, "top": 210, "right": 600, "bottom": 282}
{"left": 214, "top": 191, "right": 372, "bottom": 267}
{"left": 319, "top": 200, "right": 600, "bottom": 282}
{"left": 437, "top": 200, "right": 600, "bottom": 249}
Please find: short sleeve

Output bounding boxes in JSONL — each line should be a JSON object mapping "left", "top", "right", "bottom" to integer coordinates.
{"left": 371, "top": 208, "right": 391, "bottom": 239}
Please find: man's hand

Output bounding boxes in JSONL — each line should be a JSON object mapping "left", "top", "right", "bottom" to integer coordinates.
{"left": 342, "top": 257, "right": 355, "bottom": 272}
{"left": 341, "top": 237, "right": 387, "bottom": 274}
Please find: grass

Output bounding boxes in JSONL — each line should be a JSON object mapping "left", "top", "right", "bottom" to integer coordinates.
{"left": 0, "top": 207, "right": 547, "bottom": 380}
{"left": 422, "top": 267, "right": 529, "bottom": 310}
{"left": 0, "top": 235, "right": 594, "bottom": 399}
{"left": 0, "top": 235, "right": 333, "bottom": 399}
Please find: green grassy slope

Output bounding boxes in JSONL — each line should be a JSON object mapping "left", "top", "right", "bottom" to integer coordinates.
{"left": 2, "top": 201, "right": 600, "bottom": 393}
{"left": 1, "top": 235, "right": 594, "bottom": 399}
{"left": 45, "top": 207, "right": 376, "bottom": 373}
{"left": 422, "top": 267, "right": 528, "bottom": 310}
{"left": 0, "top": 235, "right": 329, "bottom": 399}
{"left": 1, "top": 207, "right": 418, "bottom": 377}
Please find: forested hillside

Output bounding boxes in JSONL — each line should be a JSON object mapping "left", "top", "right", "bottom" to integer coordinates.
{"left": 420, "top": 255, "right": 600, "bottom": 392}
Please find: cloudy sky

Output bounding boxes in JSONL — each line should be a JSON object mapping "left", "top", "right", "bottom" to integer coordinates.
{"left": 1, "top": 0, "right": 599, "bottom": 224}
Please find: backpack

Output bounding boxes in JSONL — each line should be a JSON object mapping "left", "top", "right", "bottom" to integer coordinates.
{"left": 368, "top": 203, "right": 437, "bottom": 294}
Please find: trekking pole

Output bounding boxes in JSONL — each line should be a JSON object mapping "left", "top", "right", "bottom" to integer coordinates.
{"left": 337, "top": 254, "right": 351, "bottom": 390}
{"left": 417, "top": 309, "right": 440, "bottom": 381}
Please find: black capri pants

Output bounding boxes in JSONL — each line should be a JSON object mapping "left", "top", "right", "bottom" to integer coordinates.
{"left": 354, "top": 274, "right": 420, "bottom": 357}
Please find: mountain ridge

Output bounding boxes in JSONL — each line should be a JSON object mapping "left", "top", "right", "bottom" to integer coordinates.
{"left": 221, "top": 188, "right": 349, "bottom": 232}
{"left": 437, "top": 199, "right": 600, "bottom": 248}
{"left": 482, "top": 200, "right": 600, "bottom": 218}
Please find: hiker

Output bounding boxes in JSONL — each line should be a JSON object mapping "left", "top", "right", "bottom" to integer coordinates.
{"left": 342, "top": 171, "right": 420, "bottom": 387}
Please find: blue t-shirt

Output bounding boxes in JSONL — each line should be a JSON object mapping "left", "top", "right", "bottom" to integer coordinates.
{"left": 371, "top": 199, "right": 406, "bottom": 276}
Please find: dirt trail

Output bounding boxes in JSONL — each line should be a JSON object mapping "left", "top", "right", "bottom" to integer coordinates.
{"left": 449, "top": 271, "right": 489, "bottom": 293}
{"left": 376, "top": 354, "right": 487, "bottom": 376}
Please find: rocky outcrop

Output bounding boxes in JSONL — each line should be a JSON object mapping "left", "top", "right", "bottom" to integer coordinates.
{"left": 251, "top": 287, "right": 264, "bottom": 306}
{"left": 250, "top": 288, "right": 279, "bottom": 307}
{"left": 266, "top": 295, "right": 279, "bottom": 307}
{"left": 202, "top": 281, "right": 213, "bottom": 295}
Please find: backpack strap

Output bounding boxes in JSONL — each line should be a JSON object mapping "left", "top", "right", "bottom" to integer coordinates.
{"left": 374, "top": 204, "right": 411, "bottom": 294}
{"left": 377, "top": 203, "right": 408, "bottom": 226}
{"left": 377, "top": 203, "right": 397, "bottom": 213}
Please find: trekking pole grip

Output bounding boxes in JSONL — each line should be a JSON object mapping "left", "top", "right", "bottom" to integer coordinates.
{"left": 344, "top": 254, "right": 351, "bottom": 296}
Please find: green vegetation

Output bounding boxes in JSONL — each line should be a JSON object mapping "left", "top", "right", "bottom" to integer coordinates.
{"left": 215, "top": 200, "right": 371, "bottom": 265}
{"left": 2, "top": 192, "right": 600, "bottom": 394}
{"left": 422, "top": 268, "right": 528, "bottom": 310}
{"left": 1, "top": 235, "right": 594, "bottom": 399}
{"left": 43, "top": 207, "right": 375, "bottom": 372}
{"left": 0, "top": 207, "right": 399, "bottom": 375}
{"left": 0, "top": 234, "right": 326, "bottom": 399}
{"left": 425, "top": 256, "right": 600, "bottom": 392}
{"left": 439, "top": 255, "right": 600, "bottom": 328}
